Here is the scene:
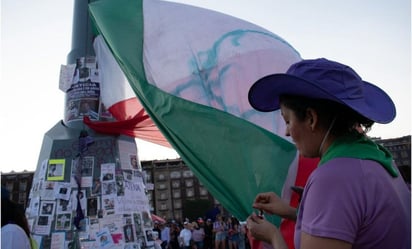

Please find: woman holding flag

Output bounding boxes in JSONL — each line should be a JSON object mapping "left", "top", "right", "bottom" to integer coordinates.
{"left": 246, "top": 58, "right": 411, "bottom": 249}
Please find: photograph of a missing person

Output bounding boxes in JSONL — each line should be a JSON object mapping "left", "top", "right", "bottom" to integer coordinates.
{"left": 130, "top": 154, "right": 139, "bottom": 170}
{"left": 81, "top": 156, "right": 94, "bottom": 177}
{"left": 91, "top": 178, "right": 102, "bottom": 196}
{"left": 47, "top": 159, "right": 65, "bottom": 181}
{"left": 55, "top": 213, "right": 72, "bottom": 230}
{"left": 56, "top": 199, "right": 71, "bottom": 213}
{"left": 87, "top": 197, "right": 99, "bottom": 217}
{"left": 145, "top": 229, "right": 154, "bottom": 242}
{"left": 124, "top": 224, "right": 135, "bottom": 242}
{"left": 40, "top": 201, "right": 56, "bottom": 216}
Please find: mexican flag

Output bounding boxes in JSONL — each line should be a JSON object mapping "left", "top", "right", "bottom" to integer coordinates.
{"left": 89, "top": 0, "right": 303, "bottom": 227}
{"left": 83, "top": 36, "right": 170, "bottom": 147}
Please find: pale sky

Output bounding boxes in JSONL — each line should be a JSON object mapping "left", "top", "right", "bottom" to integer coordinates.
{"left": 1, "top": 0, "right": 410, "bottom": 173}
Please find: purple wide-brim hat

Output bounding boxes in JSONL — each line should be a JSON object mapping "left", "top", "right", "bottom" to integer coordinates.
{"left": 248, "top": 58, "right": 396, "bottom": 124}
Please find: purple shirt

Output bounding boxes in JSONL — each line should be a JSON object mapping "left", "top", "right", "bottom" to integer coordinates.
{"left": 294, "top": 157, "right": 411, "bottom": 249}
{"left": 192, "top": 228, "right": 205, "bottom": 242}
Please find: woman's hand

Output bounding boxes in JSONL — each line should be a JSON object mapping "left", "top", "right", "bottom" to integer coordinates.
{"left": 253, "top": 192, "right": 297, "bottom": 220}
{"left": 246, "top": 213, "right": 288, "bottom": 249}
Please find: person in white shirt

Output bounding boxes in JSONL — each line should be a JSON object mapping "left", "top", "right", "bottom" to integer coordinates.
{"left": 179, "top": 222, "right": 192, "bottom": 249}
{"left": 2, "top": 223, "right": 32, "bottom": 249}
{"left": 1, "top": 188, "right": 33, "bottom": 249}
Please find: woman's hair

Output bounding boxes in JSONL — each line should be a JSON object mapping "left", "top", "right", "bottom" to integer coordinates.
{"left": 279, "top": 95, "right": 374, "bottom": 136}
{"left": 1, "top": 198, "right": 31, "bottom": 238}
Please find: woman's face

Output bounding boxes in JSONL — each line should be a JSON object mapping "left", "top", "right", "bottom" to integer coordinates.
{"left": 280, "top": 104, "right": 319, "bottom": 157}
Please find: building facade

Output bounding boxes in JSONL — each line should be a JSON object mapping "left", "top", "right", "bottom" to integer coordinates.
{"left": 373, "top": 135, "right": 411, "bottom": 183}
{"left": 373, "top": 135, "right": 411, "bottom": 167}
{"left": 1, "top": 170, "right": 34, "bottom": 208}
{"left": 141, "top": 159, "right": 218, "bottom": 221}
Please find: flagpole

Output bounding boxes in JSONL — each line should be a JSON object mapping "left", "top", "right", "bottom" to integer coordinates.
{"left": 64, "top": 0, "right": 98, "bottom": 129}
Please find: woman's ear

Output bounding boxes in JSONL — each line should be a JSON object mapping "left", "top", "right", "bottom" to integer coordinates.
{"left": 306, "top": 108, "right": 318, "bottom": 131}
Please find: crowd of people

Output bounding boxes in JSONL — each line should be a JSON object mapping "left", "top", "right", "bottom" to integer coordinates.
{"left": 153, "top": 215, "right": 248, "bottom": 249}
